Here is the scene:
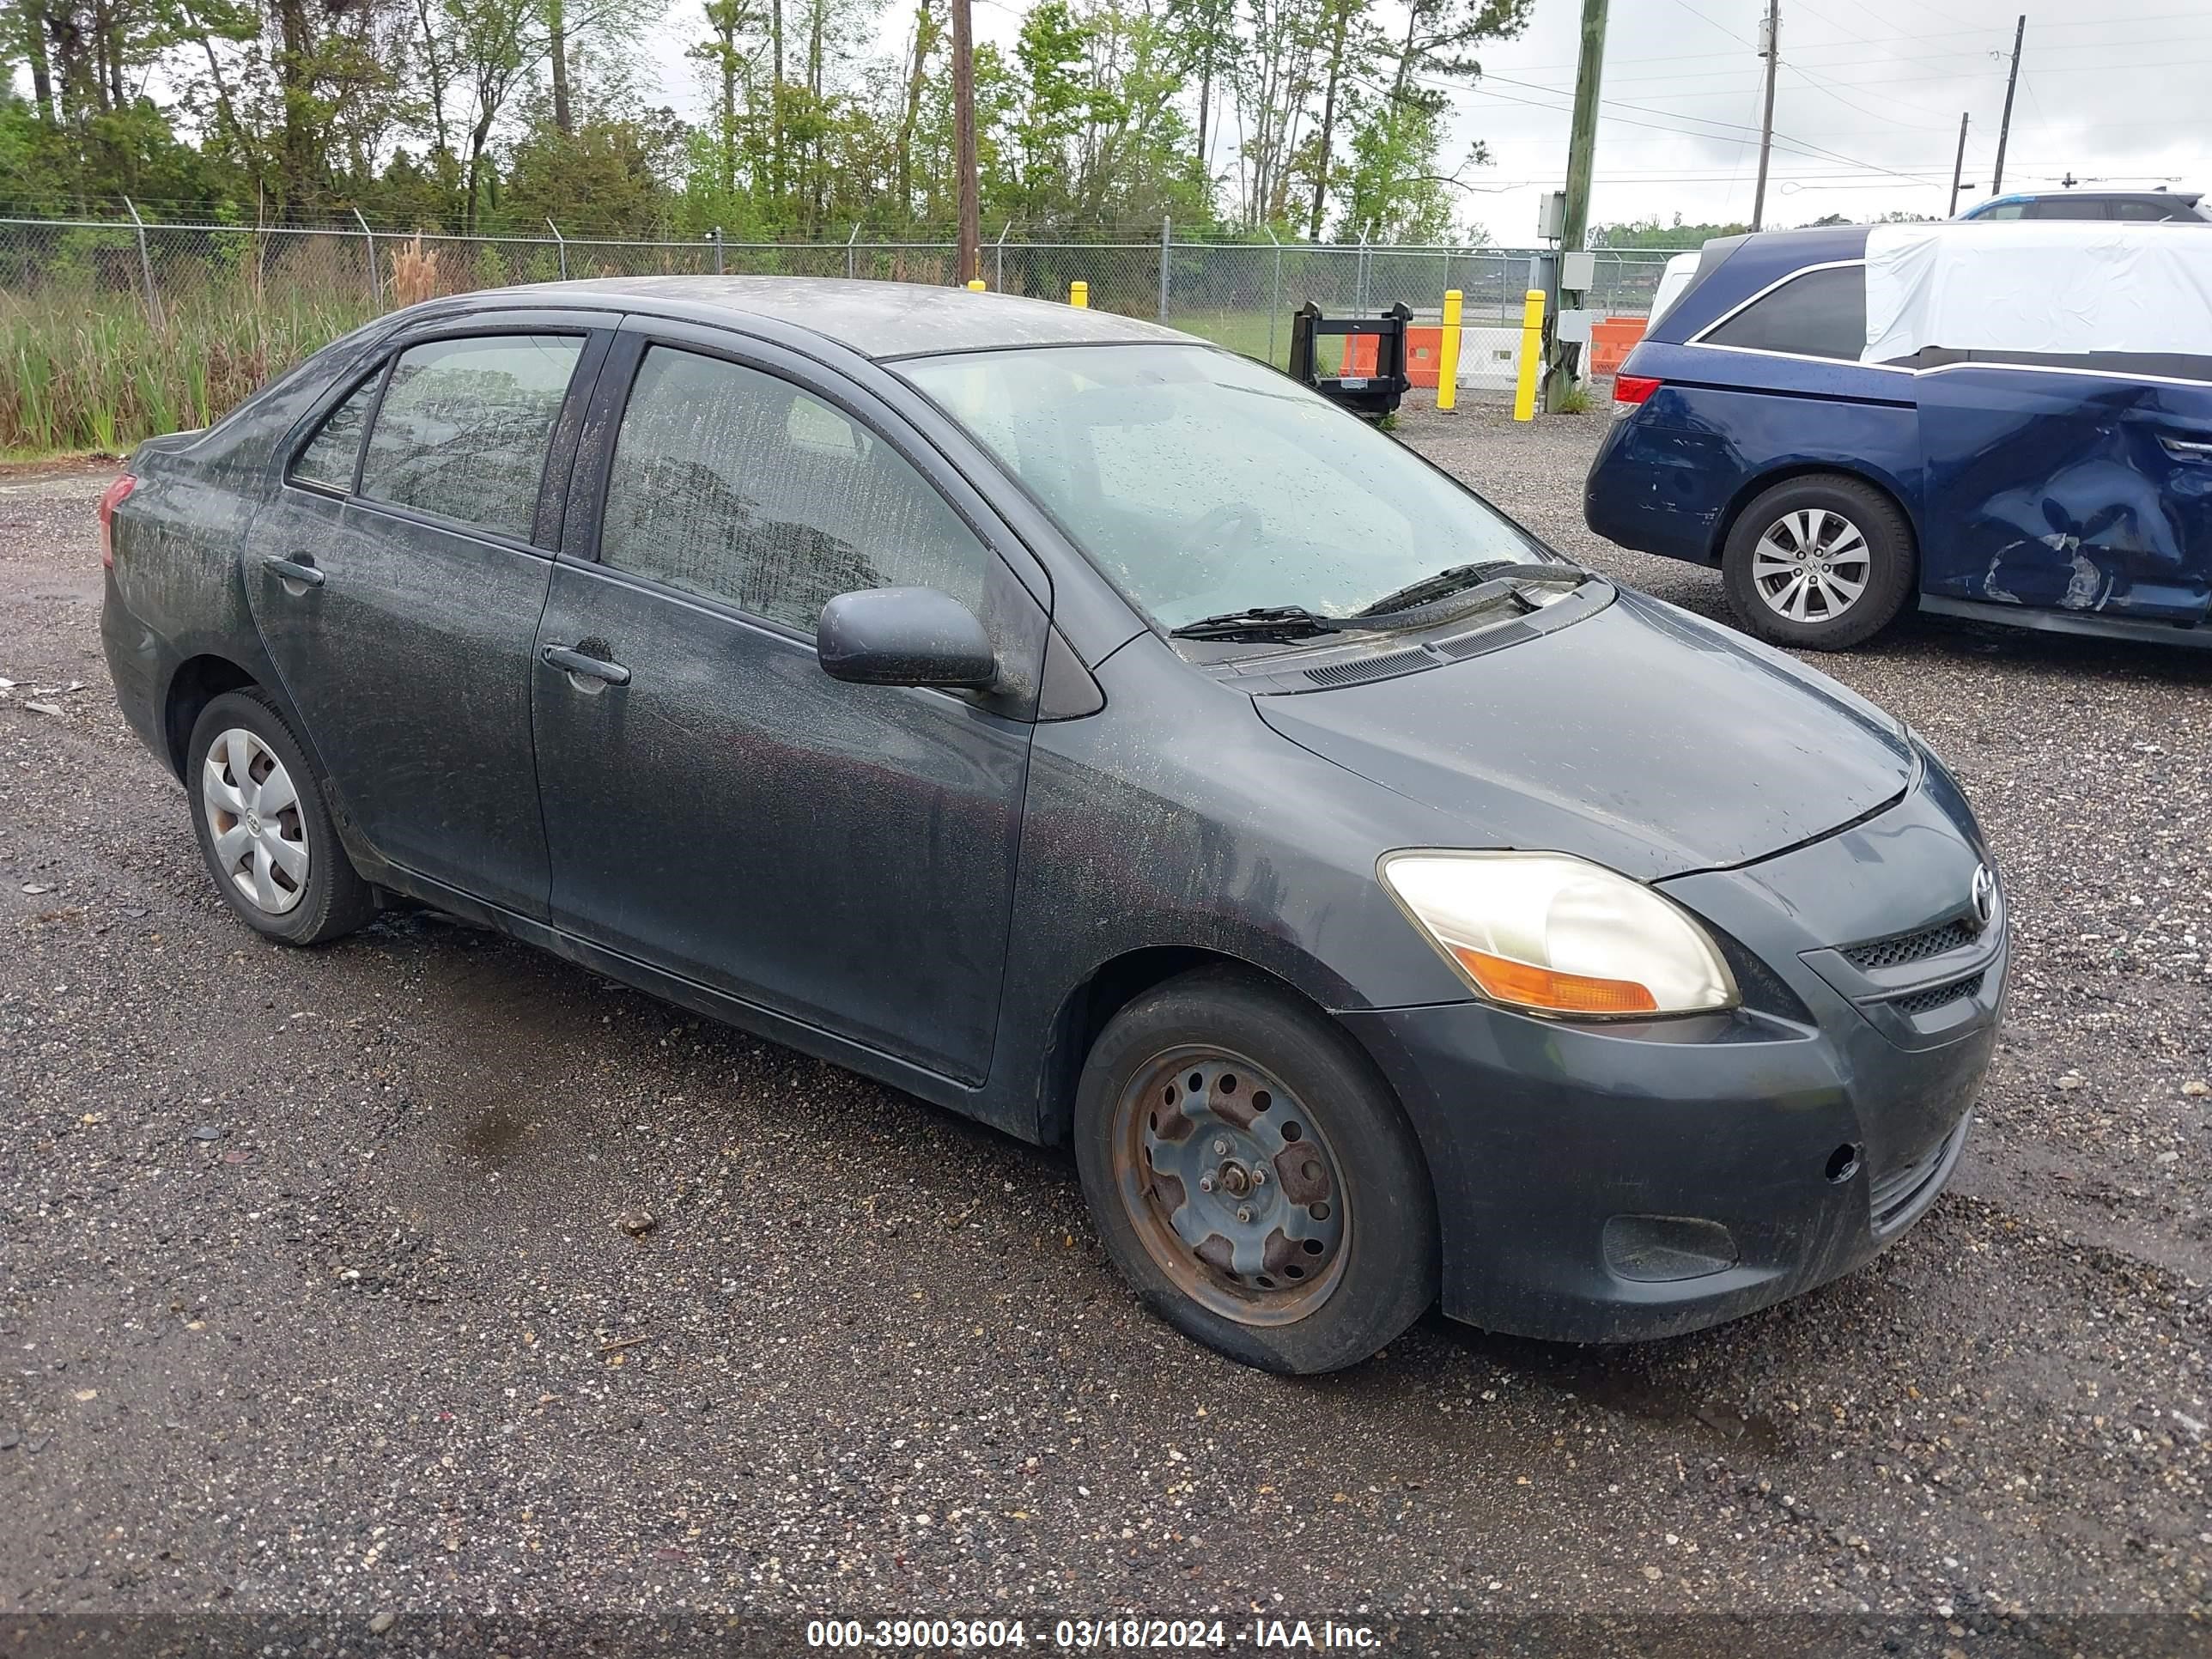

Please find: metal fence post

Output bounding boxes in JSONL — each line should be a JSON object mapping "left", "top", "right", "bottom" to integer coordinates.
{"left": 1158, "top": 216, "right": 1171, "bottom": 321}
{"left": 546, "top": 218, "right": 568, "bottom": 281}
{"left": 352, "top": 207, "right": 381, "bottom": 306}
{"left": 1266, "top": 228, "right": 1282, "bottom": 366}
{"left": 1356, "top": 229, "right": 1370, "bottom": 310}
{"left": 121, "top": 196, "right": 161, "bottom": 326}
{"left": 846, "top": 223, "right": 860, "bottom": 280}
{"left": 712, "top": 226, "right": 725, "bottom": 275}
{"left": 994, "top": 220, "right": 1010, "bottom": 292}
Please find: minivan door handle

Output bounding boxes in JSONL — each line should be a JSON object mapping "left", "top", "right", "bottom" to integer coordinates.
{"left": 262, "top": 554, "right": 325, "bottom": 590}
{"left": 541, "top": 641, "right": 632, "bottom": 690}
{"left": 2160, "top": 434, "right": 2212, "bottom": 463}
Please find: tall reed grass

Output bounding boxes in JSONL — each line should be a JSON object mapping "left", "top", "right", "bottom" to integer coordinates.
{"left": 0, "top": 282, "right": 376, "bottom": 453}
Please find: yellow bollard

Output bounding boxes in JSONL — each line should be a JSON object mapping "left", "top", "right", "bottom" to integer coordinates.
{"left": 1437, "top": 289, "right": 1463, "bottom": 413}
{"left": 1070, "top": 280, "right": 1089, "bottom": 308}
{"left": 966, "top": 278, "right": 987, "bottom": 292}
{"left": 1512, "top": 289, "right": 1546, "bottom": 422}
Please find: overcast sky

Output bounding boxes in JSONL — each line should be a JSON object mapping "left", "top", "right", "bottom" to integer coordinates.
{"left": 646, "top": 0, "right": 2210, "bottom": 242}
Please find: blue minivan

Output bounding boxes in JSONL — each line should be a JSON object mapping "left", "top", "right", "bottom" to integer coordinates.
{"left": 1584, "top": 222, "right": 2212, "bottom": 650}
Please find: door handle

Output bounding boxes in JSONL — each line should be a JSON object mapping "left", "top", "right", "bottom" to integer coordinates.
{"left": 2160, "top": 435, "right": 2212, "bottom": 462}
{"left": 541, "top": 642, "right": 632, "bottom": 689}
{"left": 262, "top": 554, "right": 325, "bottom": 590}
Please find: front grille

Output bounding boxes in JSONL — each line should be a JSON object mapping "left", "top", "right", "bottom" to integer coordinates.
{"left": 1888, "top": 970, "right": 1984, "bottom": 1018}
{"left": 1869, "top": 1114, "right": 1972, "bottom": 1233}
{"left": 1844, "top": 918, "right": 1978, "bottom": 971}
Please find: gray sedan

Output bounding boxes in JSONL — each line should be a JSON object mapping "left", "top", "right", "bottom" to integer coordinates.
{"left": 100, "top": 278, "right": 2006, "bottom": 1372}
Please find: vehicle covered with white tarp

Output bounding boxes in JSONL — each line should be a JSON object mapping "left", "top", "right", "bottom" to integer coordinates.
{"left": 1583, "top": 219, "right": 2212, "bottom": 651}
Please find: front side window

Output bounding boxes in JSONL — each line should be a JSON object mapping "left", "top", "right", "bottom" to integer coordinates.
{"left": 899, "top": 344, "right": 1539, "bottom": 633}
{"left": 1974, "top": 201, "right": 2027, "bottom": 220}
{"left": 1701, "top": 264, "right": 1867, "bottom": 362}
{"left": 291, "top": 376, "right": 378, "bottom": 491}
{"left": 358, "top": 334, "right": 582, "bottom": 540}
{"left": 596, "top": 345, "right": 988, "bottom": 633}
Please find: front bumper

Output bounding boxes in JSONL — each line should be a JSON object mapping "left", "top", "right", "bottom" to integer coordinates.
{"left": 1343, "top": 776, "right": 2004, "bottom": 1344}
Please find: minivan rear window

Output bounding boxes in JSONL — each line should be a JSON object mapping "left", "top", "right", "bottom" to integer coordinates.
{"left": 1701, "top": 264, "right": 1867, "bottom": 362}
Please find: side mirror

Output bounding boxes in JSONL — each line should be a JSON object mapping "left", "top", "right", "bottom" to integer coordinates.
{"left": 816, "top": 586, "right": 997, "bottom": 689}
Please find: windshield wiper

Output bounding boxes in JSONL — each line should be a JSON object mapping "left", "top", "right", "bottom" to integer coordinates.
{"left": 1351, "top": 560, "right": 1595, "bottom": 619}
{"left": 1169, "top": 605, "right": 1353, "bottom": 642}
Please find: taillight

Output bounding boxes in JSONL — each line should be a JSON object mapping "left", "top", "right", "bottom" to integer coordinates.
{"left": 97, "top": 474, "right": 134, "bottom": 569}
{"left": 1612, "top": 374, "right": 1662, "bottom": 416}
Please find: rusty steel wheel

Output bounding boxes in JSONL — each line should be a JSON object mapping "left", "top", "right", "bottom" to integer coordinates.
{"left": 1111, "top": 1046, "right": 1351, "bottom": 1326}
{"left": 1076, "top": 967, "right": 1438, "bottom": 1373}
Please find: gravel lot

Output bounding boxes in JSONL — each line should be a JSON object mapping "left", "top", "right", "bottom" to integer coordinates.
{"left": 3, "top": 407, "right": 2210, "bottom": 1651}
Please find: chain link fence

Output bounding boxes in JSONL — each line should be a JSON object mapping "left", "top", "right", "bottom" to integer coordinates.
{"left": 0, "top": 210, "right": 1677, "bottom": 448}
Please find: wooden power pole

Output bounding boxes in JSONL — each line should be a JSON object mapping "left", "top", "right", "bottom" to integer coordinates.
{"left": 1991, "top": 15, "right": 2025, "bottom": 196}
{"left": 1948, "top": 112, "right": 1971, "bottom": 216}
{"left": 1752, "top": 0, "right": 1778, "bottom": 231}
{"left": 951, "top": 0, "right": 980, "bottom": 283}
{"left": 1559, "top": 0, "right": 1607, "bottom": 260}
{"left": 1542, "top": 0, "right": 1607, "bottom": 411}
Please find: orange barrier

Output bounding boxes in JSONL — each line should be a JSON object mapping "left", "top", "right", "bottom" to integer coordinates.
{"left": 1340, "top": 327, "right": 1444, "bottom": 386}
{"left": 1589, "top": 317, "right": 1646, "bottom": 377}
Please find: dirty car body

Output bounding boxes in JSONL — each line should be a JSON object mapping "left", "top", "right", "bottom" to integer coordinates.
{"left": 104, "top": 277, "right": 2004, "bottom": 1362}
{"left": 1586, "top": 222, "right": 2212, "bottom": 649}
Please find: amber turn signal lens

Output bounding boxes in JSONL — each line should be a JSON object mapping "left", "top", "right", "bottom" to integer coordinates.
{"left": 1449, "top": 945, "right": 1661, "bottom": 1016}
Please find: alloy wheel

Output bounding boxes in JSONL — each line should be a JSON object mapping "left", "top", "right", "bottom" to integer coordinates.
{"left": 201, "top": 726, "right": 309, "bottom": 915}
{"left": 1111, "top": 1046, "right": 1350, "bottom": 1327}
{"left": 1751, "top": 507, "right": 1871, "bottom": 625}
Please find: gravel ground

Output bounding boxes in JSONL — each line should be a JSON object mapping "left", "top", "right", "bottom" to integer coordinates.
{"left": 2, "top": 412, "right": 2209, "bottom": 1653}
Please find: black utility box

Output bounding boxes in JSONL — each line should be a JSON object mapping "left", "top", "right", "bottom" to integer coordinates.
{"left": 1287, "top": 301, "right": 1413, "bottom": 418}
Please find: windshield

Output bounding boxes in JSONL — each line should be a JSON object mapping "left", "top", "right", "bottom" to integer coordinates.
{"left": 897, "top": 343, "right": 1545, "bottom": 633}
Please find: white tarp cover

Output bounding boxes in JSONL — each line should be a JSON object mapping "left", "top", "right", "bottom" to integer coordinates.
{"left": 1862, "top": 219, "right": 2212, "bottom": 363}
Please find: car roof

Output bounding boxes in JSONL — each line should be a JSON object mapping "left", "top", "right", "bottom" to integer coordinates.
{"left": 473, "top": 275, "right": 1194, "bottom": 361}
{"left": 1972, "top": 190, "right": 2203, "bottom": 210}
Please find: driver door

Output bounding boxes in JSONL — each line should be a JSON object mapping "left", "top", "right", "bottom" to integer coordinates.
{"left": 529, "top": 325, "right": 1049, "bottom": 1084}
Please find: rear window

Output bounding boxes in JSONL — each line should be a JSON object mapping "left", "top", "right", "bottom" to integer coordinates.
{"left": 1701, "top": 264, "right": 1866, "bottom": 362}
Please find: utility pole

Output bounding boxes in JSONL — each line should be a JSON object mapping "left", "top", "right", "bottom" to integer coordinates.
{"left": 1543, "top": 0, "right": 1607, "bottom": 411}
{"left": 1752, "top": 0, "right": 1778, "bottom": 231}
{"left": 1948, "top": 112, "right": 1970, "bottom": 216}
{"left": 1990, "top": 14, "right": 2025, "bottom": 196}
{"left": 951, "top": 0, "right": 980, "bottom": 284}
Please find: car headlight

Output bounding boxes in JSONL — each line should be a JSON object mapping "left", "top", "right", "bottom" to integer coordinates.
{"left": 1379, "top": 851, "right": 1738, "bottom": 1018}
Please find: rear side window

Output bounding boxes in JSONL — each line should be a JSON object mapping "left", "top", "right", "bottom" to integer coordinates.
{"left": 358, "top": 335, "right": 582, "bottom": 540}
{"left": 1702, "top": 264, "right": 1866, "bottom": 362}
{"left": 2027, "top": 198, "right": 2110, "bottom": 221}
{"left": 596, "top": 345, "right": 988, "bottom": 634}
{"left": 291, "top": 377, "right": 378, "bottom": 491}
{"left": 2112, "top": 199, "right": 2176, "bottom": 221}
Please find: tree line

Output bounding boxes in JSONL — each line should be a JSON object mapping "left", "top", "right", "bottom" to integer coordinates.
{"left": 0, "top": 0, "right": 1534, "bottom": 240}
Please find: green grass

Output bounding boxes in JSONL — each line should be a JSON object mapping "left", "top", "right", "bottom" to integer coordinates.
{"left": 0, "top": 271, "right": 375, "bottom": 453}
{"left": 1170, "top": 309, "right": 1292, "bottom": 369}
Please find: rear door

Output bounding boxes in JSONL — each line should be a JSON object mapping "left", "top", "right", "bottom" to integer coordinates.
{"left": 528, "top": 322, "right": 1049, "bottom": 1083}
{"left": 245, "top": 318, "right": 608, "bottom": 914}
{"left": 1917, "top": 368, "right": 2212, "bottom": 624}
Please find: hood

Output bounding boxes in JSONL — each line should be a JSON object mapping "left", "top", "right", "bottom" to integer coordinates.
{"left": 1256, "top": 590, "right": 1915, "bottom": 882}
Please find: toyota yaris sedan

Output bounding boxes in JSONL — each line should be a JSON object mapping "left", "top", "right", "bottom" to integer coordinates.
{"left": 100, "top": 277, "right": 2006, "bottom": 1373}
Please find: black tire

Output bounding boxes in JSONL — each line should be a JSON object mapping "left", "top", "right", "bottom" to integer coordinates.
{"left": 1073, "top": 967, "right": 1439, "bottom": 1374}
{"left": 1721, "top": 473, "right": 1917, "bottom": 651}
{"left": 185, "top": 689, "right": 377, "bottom": 945}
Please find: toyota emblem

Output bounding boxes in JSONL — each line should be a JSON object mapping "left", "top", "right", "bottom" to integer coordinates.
{"left": 1970, "top": 865, "right": 1996, "bottom": 930}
